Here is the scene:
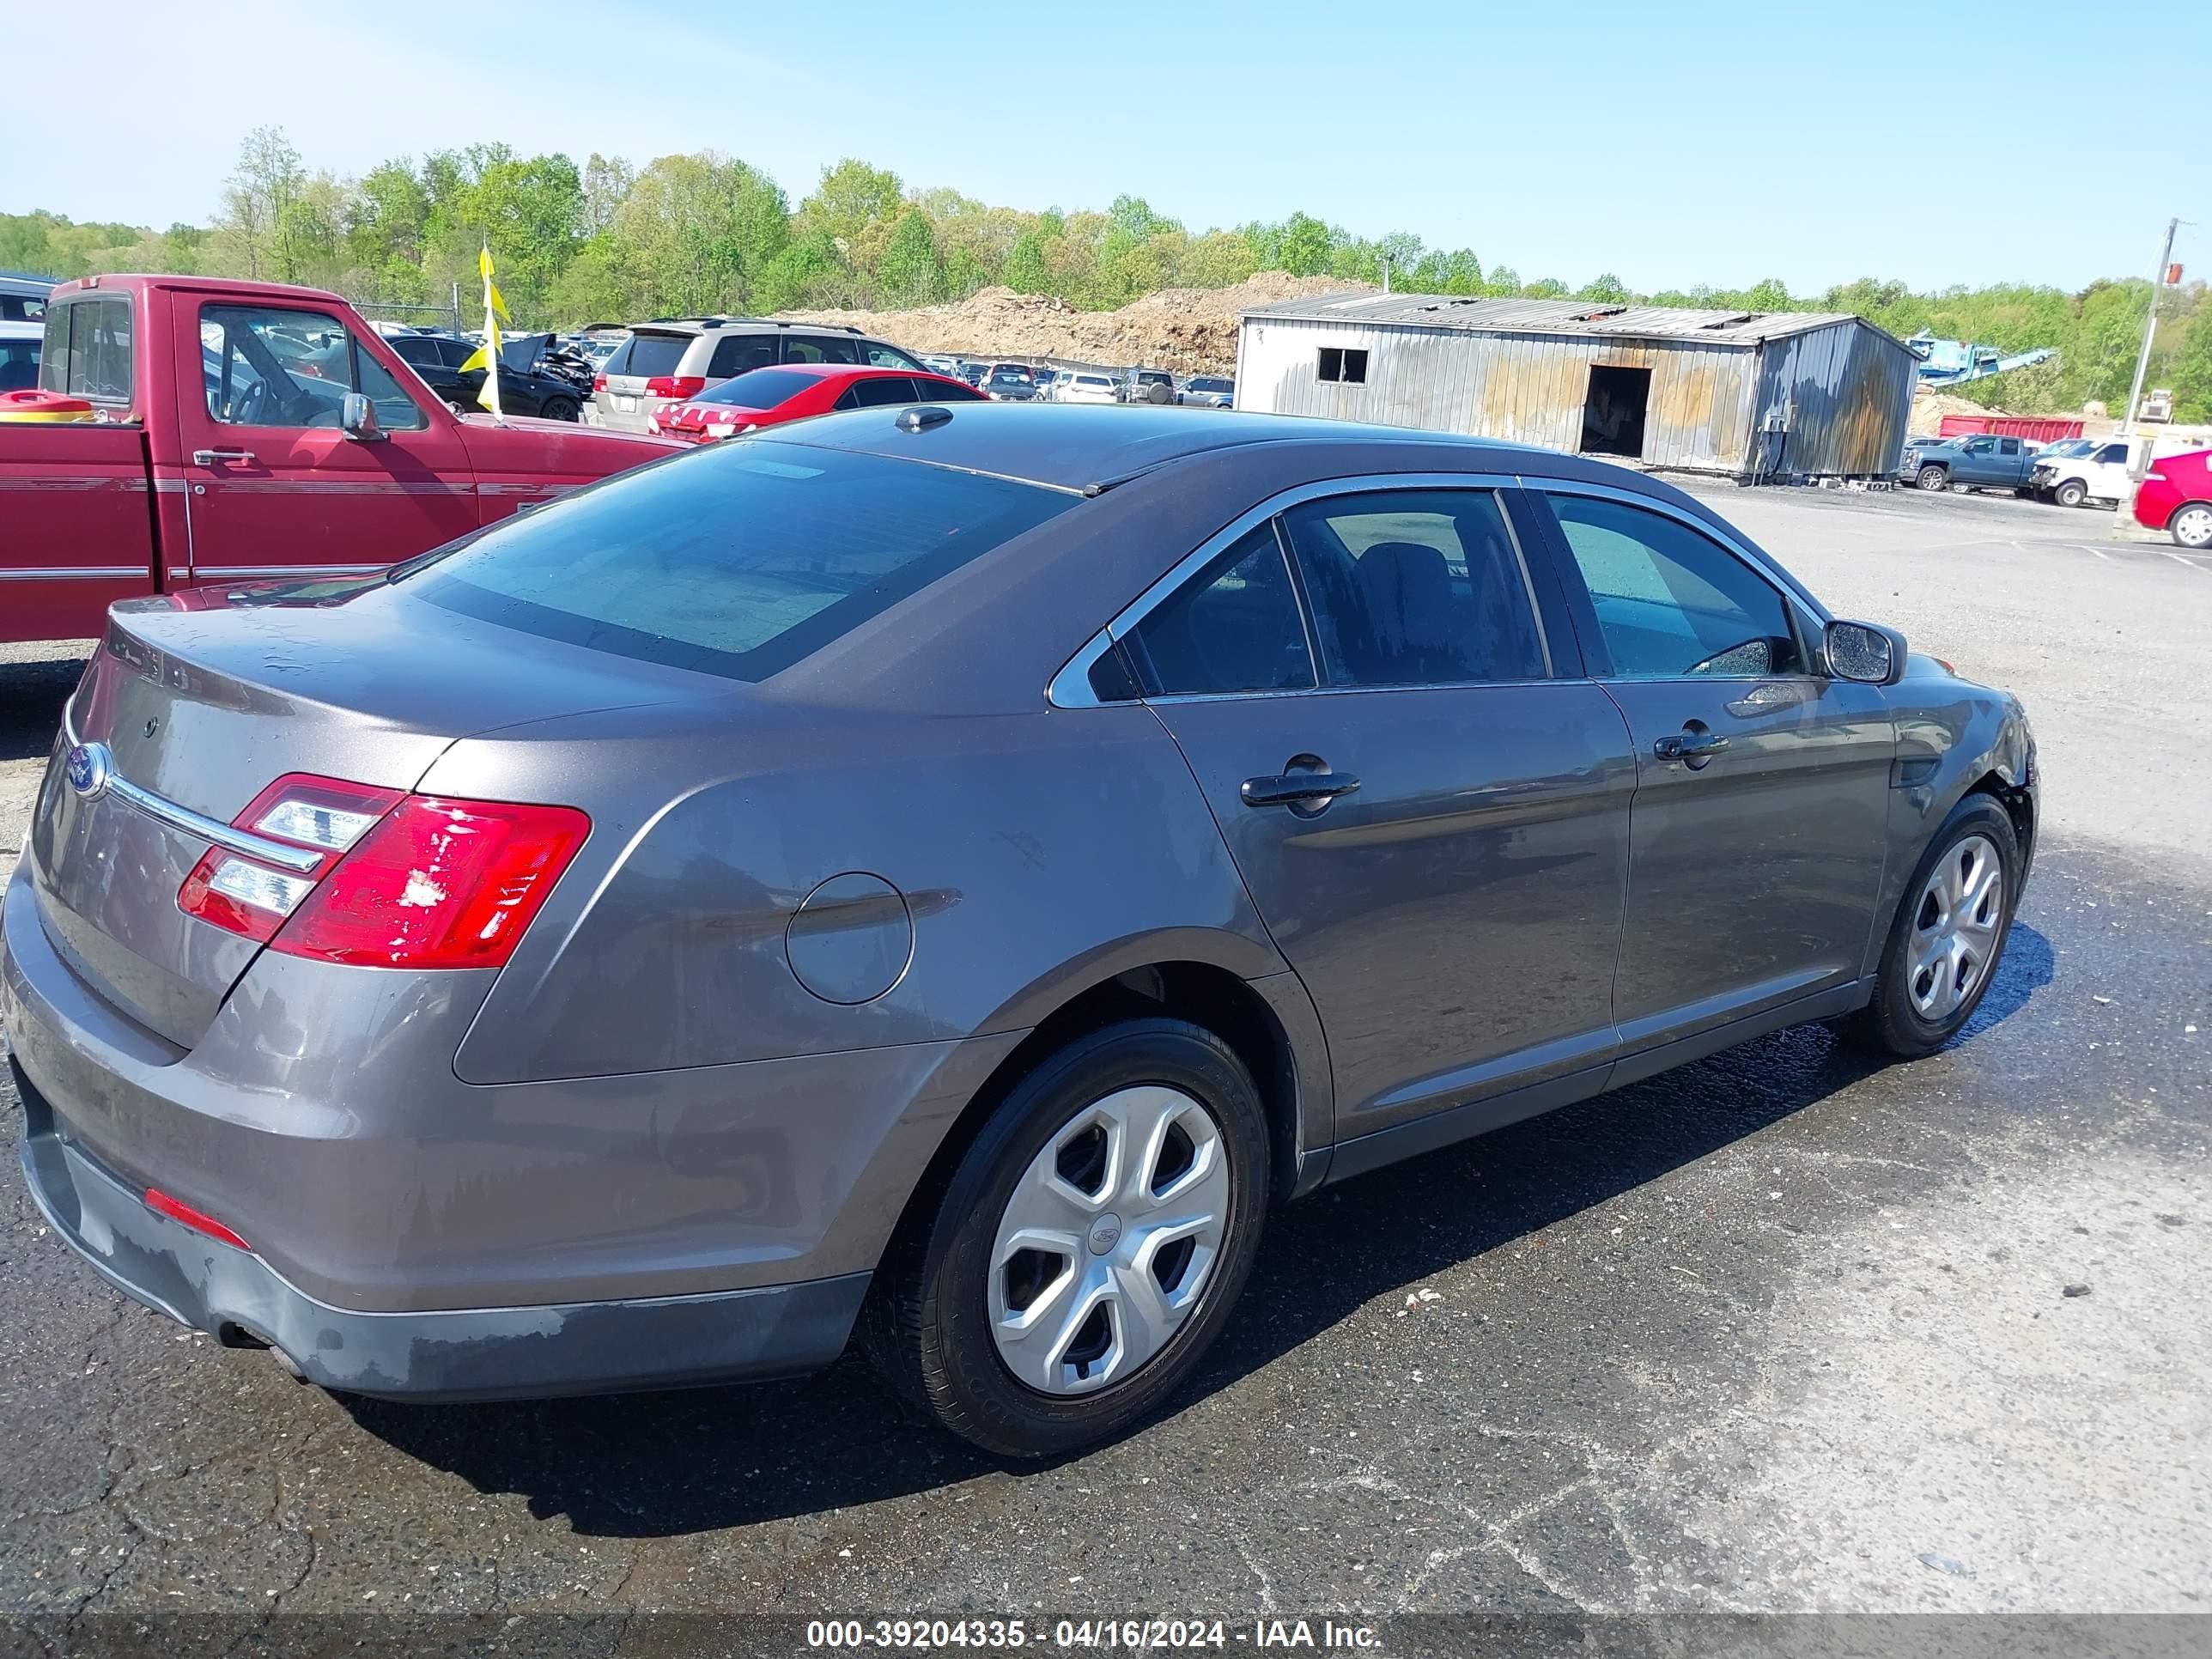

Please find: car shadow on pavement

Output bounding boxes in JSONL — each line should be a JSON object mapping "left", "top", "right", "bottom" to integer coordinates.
{"left": 348, "top": 922, "right": 2053, "bottom": 1538}
{"left": 0, "top": 650, "right": 86, "bottom": 764}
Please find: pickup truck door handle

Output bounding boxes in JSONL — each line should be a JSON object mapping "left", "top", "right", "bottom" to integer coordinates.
{"left": 191, "top": 449, "right": 257, "bottom": 465}
{"left": 1654, "top": 731, "right": 1731, "bottom": 763}
{"left": 1240, "top": 770, "right": 1361, "bottom": 808}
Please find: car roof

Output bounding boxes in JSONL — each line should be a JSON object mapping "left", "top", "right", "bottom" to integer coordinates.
{"left": 761, "top": 403, "right": 1540, "bottom": 492}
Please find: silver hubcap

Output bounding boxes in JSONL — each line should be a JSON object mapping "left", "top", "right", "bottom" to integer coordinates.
{"left": 989, "top": 1085, "right": 1231, "bottom": 1396}
{"left": 2175, "top": 507, "right": 2212, "bottom": 549}
{"left": 1906, "top": 834, "right": 2004, "bottom": 1022}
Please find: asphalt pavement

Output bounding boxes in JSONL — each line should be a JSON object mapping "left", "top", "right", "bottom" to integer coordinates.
{"left": 1, "top": 483, "right": 2206, "bottom": 1649}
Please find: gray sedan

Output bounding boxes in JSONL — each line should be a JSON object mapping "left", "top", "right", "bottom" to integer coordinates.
{"left": 4, "top": 407, "right": 2036, "bottom": 1459}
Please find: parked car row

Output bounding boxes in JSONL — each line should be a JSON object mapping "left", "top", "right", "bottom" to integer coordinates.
{"left": 653, "top": 363, "right": 985, "bottom": 441}
{"left": 1896, "top": 428, "right": 2212, "bottom": 544}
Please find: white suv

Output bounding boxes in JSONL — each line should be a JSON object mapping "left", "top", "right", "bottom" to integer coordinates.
{"left": 591, "top": 319, "right": 927, "bottom": 433}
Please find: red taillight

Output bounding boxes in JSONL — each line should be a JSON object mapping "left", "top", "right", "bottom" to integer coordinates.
{"left": 269, "top": 795, "right": 591, "bottom": 969}
{"left": 177, "top": 775, "right": 588, "bottom": 969}
{"left": 644, "top": 375, "right": 706, "bottom": 399}
{"left": 592, "top": 374, "right": 608, "bottom": 392}
{"left": 146, "top": 1187, "right": 250, "bottom": 1251}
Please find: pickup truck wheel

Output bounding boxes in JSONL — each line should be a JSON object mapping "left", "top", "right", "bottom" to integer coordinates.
{"left": 538, "top": 396, "right": 580, "bottom": 423}
{"left": 2169, "top": 503, "right": 2212, "bottom": 548}
{"left": 2054, "top": 479, "right": 2087, "bottom": 508}
{"left": 1916, "top": 465, "right": 1948, "bottom": 490}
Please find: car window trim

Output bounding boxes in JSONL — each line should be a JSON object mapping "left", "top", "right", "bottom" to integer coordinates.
{"left": 1048, "top": 470, "right": 1544, "bottom": 709}
{"left": 1522, "top": 479, "right": 1823, "bottom": 684}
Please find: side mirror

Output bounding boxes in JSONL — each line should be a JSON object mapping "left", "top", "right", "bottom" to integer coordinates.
{"left": 340, "top": 392, "right": 384, "bottom": 442}
{"left": 1825, "top": 619, "right": 1907, "bottom": 685}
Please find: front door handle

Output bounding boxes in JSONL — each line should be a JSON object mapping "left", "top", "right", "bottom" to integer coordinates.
{"left": 1241, "top": 770, "right": 1361, "bottom": 808}
{"left": 1654, "top": 732, "right": 1731, "bottom": 763}
{"left": 191, "top": 449, "right": 257, "bottom": 465}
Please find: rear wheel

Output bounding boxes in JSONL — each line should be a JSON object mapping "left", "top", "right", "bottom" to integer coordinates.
{"left": 2054, "top": 478, "right": 2087, "bottom": 507}
{"left": 1844, "top": 795, "right": 2020, "bottom": 1059}
{"left": 861, "top": 1018, "right": 1269, "bottom": 1459}
{"left": 1917, "top": 465, "right": 1948, "bottom": 490}
{"left": 2169, "top": 502, "right": 2212, "bottom": 549}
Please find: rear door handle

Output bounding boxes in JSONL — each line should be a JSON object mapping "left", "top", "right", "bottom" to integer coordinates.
{"left": 1241, "top": 771, "right": 1361, "bottom": 808}
{"left": 1653, "top": 732, "right": 1730, "bottom": 762}
{"left": 191, "top": 449, "right": 257, "bottom": 465}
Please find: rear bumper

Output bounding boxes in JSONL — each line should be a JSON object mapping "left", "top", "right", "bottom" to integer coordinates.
{"left": 10, "top": 1054, "right": 868, "bottom": 1401}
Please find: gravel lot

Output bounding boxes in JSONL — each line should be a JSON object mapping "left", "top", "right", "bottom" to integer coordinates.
{"left": 1, "top": 485, "right": 2206, "bottom": 1644}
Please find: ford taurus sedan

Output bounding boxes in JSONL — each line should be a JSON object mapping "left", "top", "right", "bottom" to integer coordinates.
{"left": 3, "top": 405, "right": 2037, "bottom": 1458}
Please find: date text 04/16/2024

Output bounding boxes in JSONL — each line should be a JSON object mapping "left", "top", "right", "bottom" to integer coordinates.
{"left": 804, "top": 1620, "right": 1382, "bottom": 1650}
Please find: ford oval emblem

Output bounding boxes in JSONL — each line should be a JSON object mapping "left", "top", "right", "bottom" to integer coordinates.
{"left": 65, "top": 741, "right": 113, "bottom": 801}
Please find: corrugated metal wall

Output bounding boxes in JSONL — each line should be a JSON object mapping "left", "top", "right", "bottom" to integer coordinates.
{"left": 1235, "top": 315, "right": 1912, "bottom": 479}
{"left": 1748, "top": 322, "right": 1917, "bottom": 479}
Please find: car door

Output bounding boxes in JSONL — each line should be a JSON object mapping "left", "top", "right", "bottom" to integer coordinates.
{"left": 1995, "top": 435, "right": 2023, "bottom": 483}
{"left": 1527, "top": 486, "right": 1894, "bottom": 1059}
{"left": 1957, "top": 435, "right": 1997, "bottom": 483}
{"left": 176, "top": 300, "right": 478, "bottom": 580}
{"left": 2087, "top": 441, "right": 2131, "bottom": 500}
{"left": 1119, "top": 481, "right": 1638, "bottom": 1144}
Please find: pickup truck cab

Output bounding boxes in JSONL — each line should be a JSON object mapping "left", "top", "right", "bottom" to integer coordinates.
{"left": 2031, "top": 435, "right": 2143, "bottom": 508}
{"left": 1904, "top": 433, "right": 2039, "bottom": 494}
{"left": 3, "top": 275, "right": 673, "bottom": 645}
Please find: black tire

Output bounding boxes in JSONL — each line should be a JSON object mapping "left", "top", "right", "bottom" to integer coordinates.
{"left": 1843, "top": 794, "right": 2021, "bottom": 1060}
{"left": 1916, "top": 465, "right": 1948, "bottom": 490}
{"left": 860, "top": 1018, "right": 1270, "bottom": 1460}
{"left": 538, "top": 396, "right": 580, "bottom": 423}
{"left": 2054, "top": 478, "right": 2087, "bottom": 507}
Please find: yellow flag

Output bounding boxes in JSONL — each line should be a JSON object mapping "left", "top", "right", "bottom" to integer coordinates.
{"left": 458, "top": 344, "right": 489, "bottom": 374}
{"left": 477, "top": 244, "right": 494, "bottom": 281}
{"left": 485, "top": 279, "right": 511, "bottom": 328}
{"left": 477, "top": 243, "right": 506, "bottom": 419}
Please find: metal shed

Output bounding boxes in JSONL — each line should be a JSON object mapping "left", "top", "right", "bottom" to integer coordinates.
{"left": 1234, "top": 293, "right": 1917, "bottom": 482}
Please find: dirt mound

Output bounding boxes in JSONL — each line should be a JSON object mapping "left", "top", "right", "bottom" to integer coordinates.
{"left": 778, "top": 272, "right": 1370, "bottom": 375}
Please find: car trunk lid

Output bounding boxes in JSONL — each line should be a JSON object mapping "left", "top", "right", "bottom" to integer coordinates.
{"left": 27, "top": 583, "right": 714, "bottom": 1050}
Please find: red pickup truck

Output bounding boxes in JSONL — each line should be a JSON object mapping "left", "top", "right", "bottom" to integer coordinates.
{"left": 2, "top": 274, "right": 673, "bottom": 645}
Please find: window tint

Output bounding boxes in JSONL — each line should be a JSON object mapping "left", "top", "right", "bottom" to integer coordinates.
{"left": 41, "top": 297, "right": 132, "bottom": 401}
{"left": 1964, "top": 437, "right": 1993, "bottom": 453}
{"left": 1999, "top": 438, "right": 2020, "bottom": 455}
{"left": 2094, "top": 444, "right": 2127, "bottom": 464}
{"left": 708, "top": 333, "right": 776, "bottom": 379}
{"left": 1278, "top": 490, "right": 1547, "bottom": 687}
{"left": 200, "top": 305, "right": 424, "bottom": 430}
{"left": 1547, "top": 494, "right": 1802, "bottom": 678}
{"left": 623, "top": 332, "right": 690, "bottom": 378}
{"left": 863, "top": 341, "right": 925, "bottom": 371}
{"left": 698, "top": 368, "right": 817, "bottom": 408}
{"left": 844, "top": 376, "right": 920, "bottom": 408}
{"left": 784, "top": 334, "right": 860, "bottom": 365}
{"left": 437, "top": 337, "right": 477, "bottom": 368}
{"left": 917, "top": 377, "right": 985, "bottom": 402}
{"left": 390, "top": 335, "right": 441, "bottom": 367}
{"left": 412, "top": 441, "right": 1079, "bottom": 683}
{"left": 1128, "top": 525, "right": 1315, "bottom": 696}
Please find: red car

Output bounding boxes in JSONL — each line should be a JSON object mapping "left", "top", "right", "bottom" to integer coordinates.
{"left": 653, "top": 363, "right": 985, "bottom": 441}
{"left": 2135, "top": 447, "right": 2212, "bottom": 550}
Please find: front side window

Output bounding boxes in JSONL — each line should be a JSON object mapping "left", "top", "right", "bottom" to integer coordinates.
{"left": 2094, "top": 444, "right": 2127, "bottom": 464}
{"left": 863, "top": 341, "right": 925, "bottom": 371}
{"left": 1127, "top": 525, "right": 1315, "bottom": 697}
{"left": 410, "top": 441, "right": 1078, "bottom": 683}
{"left": 1547, "top": 494, "right": 1803, "bottom": 678}
{"left": 200, "top": 305, "right": 425, "bottom": 430}
{"left": 1279, "top": 490, "right": 1547, "bottom": 687}
{"left": 40, "top": 297, "right": 133, "bottom": 402}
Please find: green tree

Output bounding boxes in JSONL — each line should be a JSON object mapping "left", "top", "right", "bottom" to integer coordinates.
{"left": 213, "top": 125, "right": 305, "bottom": 279}
{"left": 878, "top": 208, "right": 946, "bottom": 305}
{"left": 1004, "top": 228, "right": 1050, "bottom": 294}
{"left": 1576, "top": 272, "right": 1631, "bottom": 304}
{"left": 1273, "top": 212, "right": 1334, "bottom": 277}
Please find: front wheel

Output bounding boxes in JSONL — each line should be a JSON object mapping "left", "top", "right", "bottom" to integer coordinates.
{"left": 1917, "top": 465, "right": 1948, "bottom": 490}
{"left": 1844, "top": 795, "right": 2021, "bottom": 1060}
{"left": 2054, "top": 478, "right": 2087, "bottom": 507}
{"left": 2169, "top": 501, "right": 2212, "bottom": 549}
{"left": 861, "top": 1018, "right": 1271, "bottom": 1459}
{"left": 538, "top": 396, "right": 580, "bottom": 423}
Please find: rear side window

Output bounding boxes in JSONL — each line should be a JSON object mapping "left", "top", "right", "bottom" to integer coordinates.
{"left": 1127, "top": 525, "right": 1315, "bottom": 696}
{"left": 785, "top": 335, "right": 860, "bottom": 365}
{"left": 699, "top": 368, "right": 817, "bottom": 408}
{"left": 837, "top": 377, "right": 920, "bottom": 409}
{"left": 1546, "top": 493, "right": 1802, "bottom": 678}
{"left": 623, "top": 332, "right": 691, "bottom": 378}
{"left": 1279, "top": 490, "right": 1547, "bottom": 686}
{"left": 708, "top": 334, "right": 776, "bottom": 379}
{"left": 40, "top": 297, "right": 133, "bottom": 402}
{"left": 412, "top": 441, "right": 1079, "bottom": 682}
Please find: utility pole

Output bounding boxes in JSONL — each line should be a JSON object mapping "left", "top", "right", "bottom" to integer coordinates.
{"left": 2119, "top": 217, "right": 2178, "bottom": 435}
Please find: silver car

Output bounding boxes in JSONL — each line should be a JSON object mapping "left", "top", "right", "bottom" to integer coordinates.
{"left": 6, "top": 407, "right": 2036, "bottom": 1459}
{"left": 591, "top": 319, "right": 929, "bottom": 433}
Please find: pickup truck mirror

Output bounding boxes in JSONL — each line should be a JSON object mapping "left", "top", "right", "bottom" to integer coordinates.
{"left": 340, "top": 392, "right": 384, "bottom": 442}
{"left": 1825, "top": 619, "right": 1907, "bottom": 686}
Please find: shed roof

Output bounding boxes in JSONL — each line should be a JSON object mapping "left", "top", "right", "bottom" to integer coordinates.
{"left": 1241, "top": 291, "right": 1899, "bottom": 349}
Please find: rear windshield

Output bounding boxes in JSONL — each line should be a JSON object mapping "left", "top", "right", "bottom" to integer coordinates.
{"left": 410, "top": 441, "right": 1079, "bottom": 681}
{"left": 699, "top": 368, "right": 817, "bottom": 408}
{"left": 621, "top": 331, "right": 691, "bottom": 379}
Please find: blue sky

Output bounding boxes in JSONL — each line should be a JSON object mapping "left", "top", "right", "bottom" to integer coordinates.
{"left": 11, "top": 0, "right": 2200, "bottom": 295}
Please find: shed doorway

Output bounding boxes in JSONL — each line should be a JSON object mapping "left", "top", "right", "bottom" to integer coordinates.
{"left": 1581, "top": 365, "right": 1650, "bottom": 459}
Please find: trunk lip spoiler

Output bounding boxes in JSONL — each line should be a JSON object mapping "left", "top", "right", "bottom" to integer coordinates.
{"left": 58, "top": 705, "right": 326, "bottom": 877}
